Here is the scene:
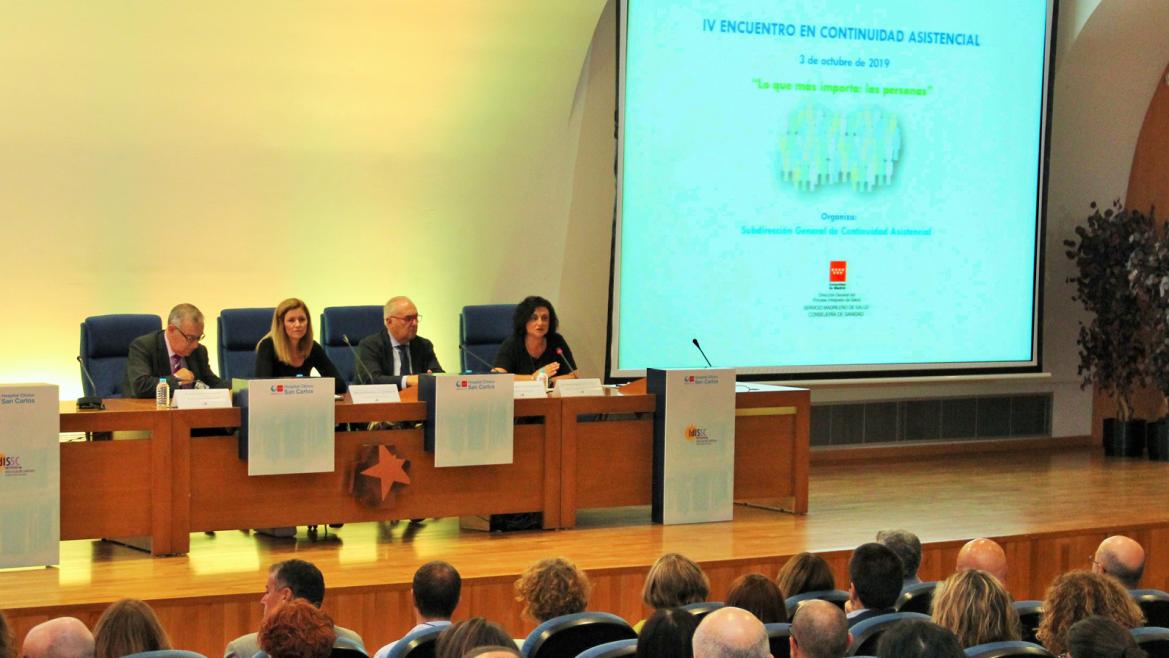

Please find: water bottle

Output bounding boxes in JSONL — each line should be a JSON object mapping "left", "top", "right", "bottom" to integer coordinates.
{"left": 535, "top": 369, "right": 549, "bottom": 388}
{"left": 155, "top": 377, "right": 170, "bottom": 409}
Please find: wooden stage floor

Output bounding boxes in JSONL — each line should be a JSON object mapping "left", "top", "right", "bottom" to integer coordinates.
{"left": 5, "top": 445, "right": 1168, "bottom": 656}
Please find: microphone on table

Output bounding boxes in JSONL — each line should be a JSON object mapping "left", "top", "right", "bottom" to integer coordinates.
{"left": 459, "top": 344, "right": 498, "bottom": 374}
{"left": 75, "top": 355, "right": 106, "bottom": 410}
{"left": 691, "top": 338, "right": 713, "bottom": 368}
{"left": 342, "top": 335, "right": 375, "bottom": 385}
{"left": 555, "top": 347, "right": 576, "bottom": 377}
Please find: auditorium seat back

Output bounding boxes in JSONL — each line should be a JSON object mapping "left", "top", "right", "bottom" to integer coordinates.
{"left": 785, "top": 589, "right": 850, "bottom": 618}
{"left": 385, "top": 624, "right": 443, "bottom": 658}
{"left": 847, "top": 612, "right": 930, "bottom": 656}
{"left": 1133, "top": 589, "right": 1169, "bottom": 628}
{"left": 765, "top": 622, "right": 792, "bottom": 658}
{"left": 460, "top": 304, "right": 515, "bottom": 373}
{"left": 122, "top": 651, "right": 207, "bottom": 658}
{"left": 520, "top": 611, "right": 636, "bottom": 658}
{"left": 320, "top": 305, "right": 384, "bottom": 384}
{"left": 1131, "top": 626, "right": 1169, "bottom": 658}
{"left": 80, "top": 314, "right": 163, "bottom": 398}
{"left": 963, "top": 640, "right": 1054, "bottom": 657}
{"left": 1013, "top": 600, "right": 1044, "bottom": 645}
{"left": 682, "top": 601, "right": 724, "bottom": 623}
{"left": 894, "top": 581, "right": 938, "bottom": 614}
{"left": 575, "top": 639, "right": 638, "bottom": 658}
{"left": 216, "top": 307, "right": 274, "bottom": 382}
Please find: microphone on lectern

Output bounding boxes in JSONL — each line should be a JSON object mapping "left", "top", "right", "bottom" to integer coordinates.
{"left": 691, "top": 338, "right": 713, "bottom": 368}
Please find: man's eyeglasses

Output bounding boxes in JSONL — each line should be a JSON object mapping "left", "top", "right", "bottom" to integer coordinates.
{"left": 173, "top": 327, "right": 204, "bottom": 344}
{"left": 391, "top": 314, "right": 421, "bottom": 324}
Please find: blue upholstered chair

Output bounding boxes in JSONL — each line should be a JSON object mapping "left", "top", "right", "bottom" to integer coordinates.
{"left": 847, "top": 612, "right": 931, "bottom": 656}
{"left": 1013, "top": 600, "right": 1044, "bottom": 645}
{"left": 384, "top": 624, "right": 444, "bottom": 658}
{"left": 320, "top": 305, "right": 384, "bottom": 384}
{"left": 1131, "top": 626, "right": 1169, "bottom": 658}
{"left": 682, "top": 601, "right": 724, "bottom": 622}
{"left": 79, "top": 314, "right": 163, "bottom": 398}
{"left": 785, "top": 589, "right": 851, "bottom": 618}
{"left": 576, "top": 639, "right": 638, "bottom": 658}
{"left": 765, "top": 622, "right": 793, "bottom": 658}
{"left": 459, "top": 304, "right": 515, "bottom": 373}
{"left": 520, "top": 611, "right": 636, "bottom": 658}
{"left": 1133, "top": 589, "right": 1169, "bottom": 628}
{"left": 216, "top": 307, "right": 273, "bottom": 382}
{"left": 963, "top": 640, "right": 1054, "bottom": 657}
{"left": 894, "top": 581, "right": 939, "bottom": 614}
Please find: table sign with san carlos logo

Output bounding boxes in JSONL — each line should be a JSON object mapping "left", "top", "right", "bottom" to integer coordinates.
{"left": 0, "top": 384, "right": 59, "bottom": 567}
{"left": 235, "top": 378, "right": 335, "bottom": 476}
{"left": 648, "top": 369, "right": 735, "bottom": 525}
{"left": 419, "top": 374, "right": 513, "bottom": 468}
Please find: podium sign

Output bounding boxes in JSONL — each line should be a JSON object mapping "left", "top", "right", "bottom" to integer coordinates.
{"left": 420, "top": 374, "right": 513, "bottom": 468}
{"left": 242, "top": 378, "right": 335, "bottom": 476}
{"left": 0, "top": 384, "right": 60, "bottom": 567}
{"left": 648, "top": 369, "right": 735, "bottom": 525}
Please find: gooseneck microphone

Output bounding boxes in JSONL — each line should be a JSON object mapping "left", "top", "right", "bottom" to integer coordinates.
{"left": 555, "top": 347, "right": 576, "bottom": 377}
{"left": 342, "top": 335, "right": 376, "bottom": 385}
{"left": 691, "top": 338, "right": 713, "bottom": 368}
{"left": 75, "top": 355, "right": 106, "bottom": 410}
{"left": 459, "top": 344, "right": 498, "bottom": 373}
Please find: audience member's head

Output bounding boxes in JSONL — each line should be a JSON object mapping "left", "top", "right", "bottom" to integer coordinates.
{"left": 637, "top": 608, "right": 699, "bottom": 658}
{"left": 875, "top": 620, "right": 964, "bottom": 658}
{"left": 847, "top": 543, "right": 902, "bottom": 612}
{"left": 463, "top": 647, "right": 522, "bottom": 658}
{"left": 777, "top": 553, "right": 835, "bottom": 598}
{"left": 692, "top": 607, "right": 769, "bottom": 658}
{"left": 876, "top": 529, "right": 922, "bottom": 582}
{"left": 262, "top": 560, "right": 327, "bottom": 620}
{"left": 956, "top": 538, "right": 1008, "bottom": 584}
{"left": 1037, "top": 570, "right": 1146, "bottom": 656}
{"left": 435, "top": 618, "right": 513, "bottom": 658}
{"left": 413, "top": 561, "right": 462, "bottom": 621}
{"left": 258, "top": 599, "right": 335, "bottom": 658}
{"left": 515, "top": 557, "right": 591, "bottom": 623}
{"left": 1066, "top": 615, "right": 1148, "bottom": 658}
{"left": 1093, "top": 536, "right": 1146, "bottom": 590}
{"left": 21, "top": 618, "right": 94, "bottom": 658}
{"left": 789, "top": 599, "right": 849, "bottom": 658}
{"left": 643, "top": 554, "right": 710, "bottom": 611}
{"left": 1, "top": 611, "right": 14, "bottom": 658}
{"left": 92, "top": 599, "right": 171, "bottom": 658}
{"left": 930, "top": 569, "right": 1019, "bottom": 648}
{"left": 726, "top": 573, "right": 787, "bottom": 624}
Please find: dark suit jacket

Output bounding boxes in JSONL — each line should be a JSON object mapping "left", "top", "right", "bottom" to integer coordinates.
{"left": 122, "top": 330, "right": 226, "bottom": 399}
{"left": 355, "top": 328, "right": 443, "bottom": 386}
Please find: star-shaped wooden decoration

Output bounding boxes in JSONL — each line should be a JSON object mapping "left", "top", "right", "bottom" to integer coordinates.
{"left": 357, "top": 448, "right": 409, "bottom": 504}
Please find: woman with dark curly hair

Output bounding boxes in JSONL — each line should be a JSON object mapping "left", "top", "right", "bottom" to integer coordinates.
{"left": 93, "top": 599, "right": 172, "bottom": 658}
{"left": 514, "top": 557, "right": 591, "bottom": 623}
{"left": 259, "top": 599, "right": 336, "bottom": 658}
{"left": 435, "top": 618, "right": 513, "bottom": 658}
{"left": 931, "top": 569, "right": 1019, "bottom": 648}
{"left": 491, "top": 296, "right": 578, "bottom": 382}
{"left": 776, "top": 553, "right": 835, "bottom": 599}
{"left": 1036, "top": 571, "right": 1145, "bottom": 656}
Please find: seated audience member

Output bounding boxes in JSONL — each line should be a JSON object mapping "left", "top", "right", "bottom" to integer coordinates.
{"left": 226, "top": 559, "right": 364, "bottom": 658}
{"left": 875, "top": 619, "right": 964, "bottom": 658}
{"left": 356, "top": 296, "right": 443, "bottom": 389}
{"left": 21, "top": 618, "right": 94, "bottom": 658}
{"left": 930, "top": 569, "right": 1019, "bottom": 648}
{"left": 491, "top": 296, "right": 578, "bottom": 381}
{"left": 93, "top": 599, "right": 171, "bottom": 658}
{"left": 637, "top": 608, "right": 699, "bottom": 658}
{"left": 255, "top": 298, "right": 347, "bottom": 394}
{"left": 777, "top": 553, "right": 836, "bottom": 598}
{"left": 726, "top": 574, "right": 787, "bottom": 624}
{"left": 373, "top": 561, "right": 461, "bottom": 658}
{"left": 434, "top": 618, "right": 513, "bottom": 658}
{"left": 1093, "top": 535, "right": 1146, "bottom": 590}
{"left": 258, "top": 599, "right": 336, "bottom": 658}
{"left": 638, "top": 554, "right": 711, "bottom": 631}
{"left": 463, "top": 648, "right": 522, "bottom": 658}
{"left": 955, "top": 538, "right": 1009, "bottom": 585}
{"left": 1036, "top": 570, "right": 1146, "bottom": 656}
{"left": 845, "top": 543, "right": 903, "bottom": 626}
{"left": 123, "top": 303, "right": 226, "bottom": 397}
{"left": 691, "top": 607, "right": 769, "bottom": 658}
{"left": 876, "top": 529, "right": 923, "bottom": 586}
{"left": 1, "top": 611, "right": 13, "bottom": 658}
{"left": 514, "top": 557, "right": 591, "bottom": 623}
{"left": 789, "top": 599, "right": 849, "bottom": 658}
{"left": 1066, "top": 615, "right": 1148, "bottom": 658}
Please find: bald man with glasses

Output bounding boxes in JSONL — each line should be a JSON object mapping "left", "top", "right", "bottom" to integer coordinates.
{"left": 123, "top": 303, "right": 227, "bottom": 398}
{"left": 356, "top": 296, "right": 443, "bottom": 389}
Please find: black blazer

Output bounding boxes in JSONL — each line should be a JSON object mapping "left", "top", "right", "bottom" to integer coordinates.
{"left": 355, "top": 328, "right": 443, "bottom": 386}
{"left": 122, "top": 330, "right": 226, "bottom": 399}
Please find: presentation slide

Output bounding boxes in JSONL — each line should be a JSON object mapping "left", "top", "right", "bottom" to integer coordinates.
{"left": 613, "top": 0, "right": 1052, "bottom": 377}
